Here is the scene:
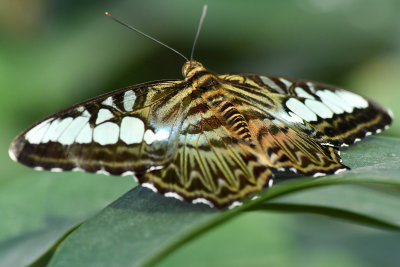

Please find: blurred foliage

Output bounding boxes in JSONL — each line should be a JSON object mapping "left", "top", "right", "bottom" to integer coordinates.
{"left": 1, "top": 0, "right": 399, "bottom": 266}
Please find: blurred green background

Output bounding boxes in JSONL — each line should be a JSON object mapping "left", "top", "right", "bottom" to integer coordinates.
{"left": 1, "top": 0, "right": 400, "bottom": 266}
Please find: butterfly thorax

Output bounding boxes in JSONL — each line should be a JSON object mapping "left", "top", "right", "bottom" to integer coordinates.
{"left": 182, "top": 61, "right": 254, "bottom": 144}
{"left": 182, "top": 61, "right": 224, "bottom": 95}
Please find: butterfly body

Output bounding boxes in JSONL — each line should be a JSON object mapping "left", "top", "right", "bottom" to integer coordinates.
{"left": 9, "top": 60, "right": 392, "bottom": 208}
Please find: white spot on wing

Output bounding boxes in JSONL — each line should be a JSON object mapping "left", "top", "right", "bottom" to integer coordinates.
{"left": 25, "top": 118, "right": 53, "bottom": 144}
{"left": 34, "top": 166, "right": 44, "bottom": 171}
{"left": 96, "top": 108, "right": 114, "bottom": 124}
{"left": 120, "top": 171, "right": 133, "bottom": 176}
{"left": 320, "top": 142, "right": 335, "bottom": 147}
{"left": 155, "top": 129, "right": 169, "bottom": 141}
{"left": 313, "top": 172, "right": 326, "bottom": 177}
{"left": 286, "top": 98, "right": 317, "bottom": 122}
{"left": 8, "top": 148, "right": 17, "bottom": 162}
{"left": 306, "top": 82, "right": 316, "bottom": 93}
{"left": 42, "top": 119, "right": 61, "bottom": 143}
{"left": 45, "top": 117, "right": 73, "bottom": 142}
{"left": 295, "top": 87, "right": 315, "bottom": 99}
{"left": 334, "top": 168, "right": 347, "bottom": 175}
{"left": 120, "top": 117, "right": 145, "bottom": 144}
{"left": 101, "top": 96, "right": 120, "bottom": 110}
{"left": 288, "top": 112, "right": 304, "bottom": 123}
{"left": 164, "top": 192, "right": 184, "bottom": 201}
{"left": 316, "top": 90, "right": 353, "bottom": 114}
{"left": 192, "top": 198, "right": 214, "bottom": 208}
{"left": 123, "top": 90, "right": 136, "bottom": 111}
{"left": 281, "top": 111, "right": 304, "bottom": 124}
{"left": 148, "top": 165, "right": 163, "bottom": 171}
{"left": 143, "top": 129, "right": 170, "bottom": 145}
{"left": 268, "top": 179, "right": 274, "bottom": 187}
{"left": 143, "top": 129, "right": 156, "bottom": 144}
{"left": 336, "top": 90, "right": 368, "bottom": 109}
{"left": 305, "top": 99, "right": 334, "bottom": 119}
{"left": 228, "top": 201, "right": 242, "bottom": 209}
{"left": 96, "top": 167, "right": 110, "bottom": 176}
{"left": 75, "top": 123, "right": 93, "bottom": 144}
{"left": 51, "top": 167, "right": 63, "bottom": 172}
{"left": 142, "top": 183, "right": 158, "bottom": 192}
{"left": 82, "top": 110, "right": 91, "bottom": 117}
{"left": 279, "top": 77, "right": 293, "bottom": 89}
{"left": 388, "top": 108, "right": 394, "bottom": 119}
{"left": 76, "top": 106, "right": 84, "bottom": 112}
{"left": 102, "top": 96, "right": 113, "bottom": 106}
{"left": 58, "top": 116, "right": 90, "bottom": 145}
{"left": 260, "top": 76, "right": 285, "bottom": 94}
{"left": 93, "top": 122, "right": 119, "bottom": 145}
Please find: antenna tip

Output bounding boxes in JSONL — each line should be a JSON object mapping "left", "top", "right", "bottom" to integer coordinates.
{"left": 105, "top": 11, "right": 111, "bottom": 17}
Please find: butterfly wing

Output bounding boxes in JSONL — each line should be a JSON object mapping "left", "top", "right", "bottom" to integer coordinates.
{"left": 211, "top": 75, "right": 347, "bottom": 176}
{"left": 219, "top": 73, "right": 392, "bottom": 147}
{"left": 10, "top": 78, "right": 273, "bottom": 208}
{"left": 9, "top": 80, "right": 189, "bottom": 176}
{"left": 9, "top": 70, "right": 393, "bottom": 208}
{"left": 138, "top": 71, "right": 359, "bottom": 207}
{"left": 140, "top": 96, "right": 273, "bottom": 207}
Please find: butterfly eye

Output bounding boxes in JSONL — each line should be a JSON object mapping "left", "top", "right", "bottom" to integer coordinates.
{"left": 182, "top": 62, "right": 191, "bottom": 77}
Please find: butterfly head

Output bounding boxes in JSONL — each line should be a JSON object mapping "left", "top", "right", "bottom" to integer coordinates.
{"left": 182, "top": 61, "right": 206, "bottom": 79}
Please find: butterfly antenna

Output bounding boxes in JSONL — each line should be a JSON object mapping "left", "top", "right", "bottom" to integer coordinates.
{"left": 190, "top": 5, "right": 208, "bottom": 62}
{"left": 105, "top": 12, "right": 189, "bottom": 62}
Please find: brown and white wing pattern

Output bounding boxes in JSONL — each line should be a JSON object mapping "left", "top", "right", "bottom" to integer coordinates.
{"left": 9, "top": 80, "right": 188, "bottom": 176}
{"left": 216, "top": 77, "right": 347, "bottom": 177}
{"left": 219, "top": 73, "right": 392, "bottom": 147}
{"left": 141, "top": 95, "right": 273, "bottom": 208}
{"left": 9, "top": 78, "right": 274, "bottom": 208}
{"left": 9, "top": 62, "right": 393, "bottom": 209}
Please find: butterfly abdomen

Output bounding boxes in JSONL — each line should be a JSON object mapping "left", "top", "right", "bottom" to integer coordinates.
{"left": 218, "top": 101, "right": 252, "bottom": 142}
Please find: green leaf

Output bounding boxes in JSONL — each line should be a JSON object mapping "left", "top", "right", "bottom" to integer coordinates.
{"left": 0, "top": 172, "right": 132, "bottom": 267}
{"left": 42, "top": 136, "right": 400, "bottom": 267}
{"left": 254, "top": 185, "right": 400, "bottom": 231}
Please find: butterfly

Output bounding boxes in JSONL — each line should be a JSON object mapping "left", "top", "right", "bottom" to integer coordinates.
{"left": 9, "top": 6, "right": 393, "bottom": 208}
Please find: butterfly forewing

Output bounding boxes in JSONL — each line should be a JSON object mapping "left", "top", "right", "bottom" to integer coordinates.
{"left": 9, "top": 80, "right": 188, "bottom": 176}
{"left": 214, "top": 78, "right": 347, "bottom": 176}
{"left": 219, "top": 73, "right": 392, "bottom": 147}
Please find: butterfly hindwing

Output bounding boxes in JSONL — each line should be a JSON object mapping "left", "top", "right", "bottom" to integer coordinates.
{"left": 141, "top": 97, "right": 273, "bottom": 207}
